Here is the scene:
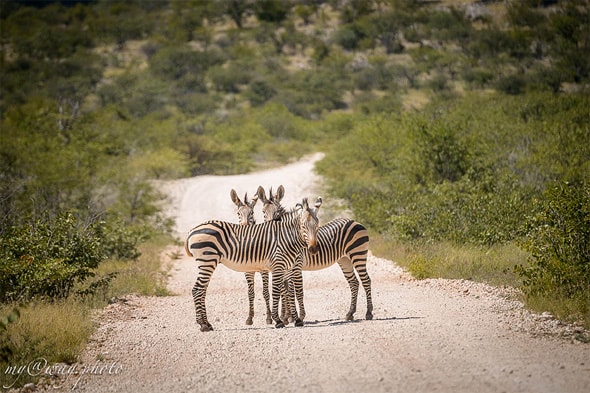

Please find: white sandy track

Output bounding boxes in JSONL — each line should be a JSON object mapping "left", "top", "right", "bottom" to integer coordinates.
{"left": 37, "top": 154, "right": 588, "bottom": 393}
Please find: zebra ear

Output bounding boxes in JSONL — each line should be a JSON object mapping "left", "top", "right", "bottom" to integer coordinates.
{"left": 249, "top": 193, "right": 259, "bottom": 208}
{"left": 230, "top": 189, "right": 242, "bottom": 207}
{"left": 276, "top": 185, "right": 285, "bottom": 202}
{"left": 300, "top": 198, "right": 309, "bottom": 211}
{"left": 314, "top": 196, "right": 323, "bottom": 211}
{"left": 257, "top": 186, "right": 268, "bottom": 203}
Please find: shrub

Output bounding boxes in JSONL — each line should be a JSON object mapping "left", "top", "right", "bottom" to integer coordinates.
{"left": 149, "top": 46, "right": 225, "bottom": 81}
{"left": 0, "top": 213, "right": 104, "bottom": 302}
{"left": 331, "top": 25, "right": 360, "bottom": 50}
{"left": 207, "top": 63, "right": 251, "bottom": 93}
{"left": 462, "top": 67, "right": 494, "bottom": 89}
{"left": 254, "top": 0, "right": 289, "bottom": 23}
{"left": 0, "top": 210, "right": 148, "bottom": 303}
{"left": 0, "top": 308, "right": 20, "bottom": 363}
{"left": 495, "top": 74, "right": 526, "bottom": 95}
{"left": 96, "top": 217, "right": 145, "bottom": 261}
{"left": 517, "top": 181, "right": 590, "bottom": 311}
{"left": 247, "top": 79, "right": 277, "bottom": 106}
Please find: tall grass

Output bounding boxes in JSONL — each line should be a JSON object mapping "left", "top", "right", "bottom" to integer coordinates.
{"left": 371, "top": 232, "right": 589, "bottom": 328}
{"left": 370, "top": 232, "right": 526, "bottom": 288}
{"left": 90, "top": 236, "right": 172, "bottom": 303}
{"left": 0, "top": 301, "right": 94, "bottom": 388}
{"left": 0, "top": 235, "right": 173, "bottom": 389}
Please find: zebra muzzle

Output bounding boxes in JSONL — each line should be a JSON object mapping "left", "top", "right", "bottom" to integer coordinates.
{"left": 308, "top": 243, "right": 319, "bottom": 254}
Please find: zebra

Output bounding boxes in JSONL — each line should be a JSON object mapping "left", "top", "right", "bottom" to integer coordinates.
{"left": 229, "top": 189, "right": 272, "bottom": 325}
{"left": 257, "top": 185, "right": 373, "bottom": 322}
{"left": 185, "top": 196, "right": 322, "bottom": 331}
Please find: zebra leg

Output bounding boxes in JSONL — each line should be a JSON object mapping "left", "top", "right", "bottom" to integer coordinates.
{"left": 284, "top": 272, "right": 303, "bottom": 327}
{"left": 292, "top": 267, "right": 305, "bottom": 326}
{"left": 279, "top": 267, "right": 296, "bottom": 325}
{"left": 279, "top": 275, "right": 292, "bottom": 325}
{"left": 261, "top": 271, "right": 273, "bottom": 324}
{"left": 281, "top": 275, "right": 294, "bottom": 325}
{"left": 354, "top": 262, "right": 373, "bottom": 320}
{"left": 244, "top": 272, "right": 255, "bottom": 325}
{"left": 271, "top": 270, "right": 286, "bottom": 328}
{"left": 337, "top": 258, "right": 360, "bottom": 321}
{"left": 192, "top": 264, "right": 216, "bottom": 332}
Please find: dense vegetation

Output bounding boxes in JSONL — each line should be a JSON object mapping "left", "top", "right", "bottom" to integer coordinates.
{"left": 1, "top": 0, "right": 589, "bottom": 385}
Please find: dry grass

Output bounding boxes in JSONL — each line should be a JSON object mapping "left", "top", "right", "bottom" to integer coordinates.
{"left": 401, "top": 89, "right": 430, "bottom": 110}
{"left": 92, "top": 237, "right": 172, "bottom": 302}
{"left": 0, "top": 235, "right": 173, "bottom": 389}
{"left": 370, "top": 232, "right": 526, "bottom": 288}
{"left": 526, "top": 293, "right": 590, "bottom": 330}
{"left": 0, "top": 300, "right": 93, "bottom": 388}
{"left": 368, "top": 232, "right": 590, "bottom": 327}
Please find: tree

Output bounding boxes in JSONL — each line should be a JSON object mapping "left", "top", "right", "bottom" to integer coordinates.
{"left": 221, "top": 0, "right": 252, "bottom": 29}
{"left": 254, "top": 0, "right": 290, "bottom": 23}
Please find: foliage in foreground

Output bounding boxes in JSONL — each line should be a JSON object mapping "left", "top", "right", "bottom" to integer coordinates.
{"left": 317, "top": 92, "right": 590, "bottom": 325}
{"left": 517, "top": 181, "right": 590, "bottom": 323}
{"left": 0, "top": 212, "right": 149, "bottom": 303}
{"left": 0, "top": 237, "right": 171, "bottom": 389}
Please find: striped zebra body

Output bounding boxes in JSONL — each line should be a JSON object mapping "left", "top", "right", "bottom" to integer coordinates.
{"left": 258, "top": 185, "right": 373, "bottom": 322}
{"left": 186, "top": 198, "right": 321, "bottom": 331}
{"left": 299, "top": 218, "right": 372, "bottom": 321}
{"left": 230, "top": 189, "right": 272, "bottom": 325}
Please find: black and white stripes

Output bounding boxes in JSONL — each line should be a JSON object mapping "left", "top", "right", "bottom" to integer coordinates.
{"left": 230, "top": 189, "right": 272, "bottom": 325}
{"left": 258, "top": 185, "right": 373, "bottom": 322}
{"left": 185, "top": 198, "right": 321, "bottom": 331}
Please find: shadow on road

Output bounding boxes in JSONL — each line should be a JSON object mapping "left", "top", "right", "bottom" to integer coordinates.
{"left": 319, "top": 316, "right": 422, "bottom": 327}
{"left": 223, "top": 316, "right": 422, "bottom": 332}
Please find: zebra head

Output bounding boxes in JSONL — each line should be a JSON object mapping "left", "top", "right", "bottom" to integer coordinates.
{"left": 296, "top": 197, "right": 322, "bottom": 254}
{"left": 257, "top": 185, "right": 286, "bottom": 222}
{"left": 230, "top": 189, "right": 258, "bottom": 226}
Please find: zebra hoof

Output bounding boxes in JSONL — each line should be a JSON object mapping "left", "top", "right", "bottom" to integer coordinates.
{"left": 295, "top": 319, "right": 304, "bottom": 327}
{"left": 345, "top": 314, "right": 354, "bottom": 321}
{"left": 366, "top": 313, "right": 373, "bottom": 320}
{"left": 200, "top": 324, "right": 214, "bottom": 332}
{"left": 275, "top": 322, "right": 285, "bottom": 328}
{"left": 245, "top": 318, "right": 253, "bottom": 325}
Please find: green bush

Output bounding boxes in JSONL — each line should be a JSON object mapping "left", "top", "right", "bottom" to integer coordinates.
{"left": 207, "top": 63, "right": 251, "bottom": 93}
{"left": 149, "top": 45, "right": 225, "bottom": 81}
{"left": 331, "top": 25, "right": 360, "bottom": 50}
{"left": 247, "top": 79, "right": 277, "bottom": 106}
{"left": 96, "top": 217, "right": 145, "bottom": 261}
{"left": 0, "top": 213, "right": 104, "bottom": 302}
{"left": 254, "top": 0, "right": 289, "bottom": 23}
{"left": 0, "top": 307, "right": 20, "bottom": 363}
{"left": 318, "top": 93, "right": 589, "bottom": 247}
{"left": 517, "top": 181, "right": 590, "bottom": 309}
{"left": 0, "top": 210, "right": 151, "bottom": 303}
{"left": 462, "top": 67, "right": 495, "bottom": 89}
{"left": 495, "top": 74, "right": 527, "bottom": 95}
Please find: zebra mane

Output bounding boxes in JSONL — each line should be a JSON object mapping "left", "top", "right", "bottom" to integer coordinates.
{"left": 271, "top": 204, "right": 288, "bottom": 221}
{"left": 271, "top": 197, "right": 318, "bottom": 222}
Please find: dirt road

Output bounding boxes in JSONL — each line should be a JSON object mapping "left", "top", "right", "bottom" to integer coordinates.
{"left": 42, "top": 154, "right": 589, "bottom": 392}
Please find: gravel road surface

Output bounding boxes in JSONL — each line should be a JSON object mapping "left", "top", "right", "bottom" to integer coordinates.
{"left": 37, "top": 153, "right": 589, "bottom": 393}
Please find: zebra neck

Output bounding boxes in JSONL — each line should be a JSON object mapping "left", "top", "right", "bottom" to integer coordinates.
{"left": 271, "top": 211, "right": 306, "bottom": 246}
{"left": 272, "top": 207, "right": 297, "bottom": 223}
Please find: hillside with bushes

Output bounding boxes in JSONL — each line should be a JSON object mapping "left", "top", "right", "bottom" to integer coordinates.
{"left": 1, "top": 0, "right": 589, "bottom": 384}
